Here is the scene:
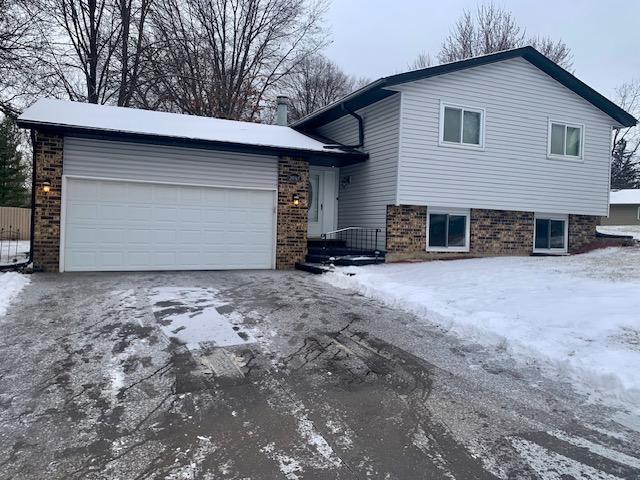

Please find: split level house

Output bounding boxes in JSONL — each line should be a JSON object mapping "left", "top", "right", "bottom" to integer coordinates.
{"left": 17, "top": 46, "right": 637, "bottom": 273}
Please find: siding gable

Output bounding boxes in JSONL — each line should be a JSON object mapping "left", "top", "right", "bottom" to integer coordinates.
{"left": 393, "top": 57, "right": 614, "bottom": 216}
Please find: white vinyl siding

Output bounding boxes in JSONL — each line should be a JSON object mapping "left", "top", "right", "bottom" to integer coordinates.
{"left": 315, "top": 94, "right": 400, "bottom": 249}
{"left": 64, "top": 137, "right": 278, "bottom": 190}
{"left": 392, "top": 57, "right": 615, "bottom": 216}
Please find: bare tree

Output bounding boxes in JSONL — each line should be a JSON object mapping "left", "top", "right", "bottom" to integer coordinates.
{"left": 281, "top": 54, "right": 365, "bottom": 121}
{"left": 437, "top": 3, "right": 573, "bottom": 70}
{"left": 0, "top": 0, "right": 43, "bottom": 116}
{"left": 141, "top": 0, "right": 328, "bottom": 121}
{"left": 3, "top": 0, "right": 153, "bottom": 108}
{"left": 611, "top": 80, "right": 640, "bottom": 189}
{"left": 115, "top": 0, "right": 154, "bottom": 106}
{"left": 529, "top": 35, "right": 573, "bottom": 71}
{"left": 408, "top": 51, "right": 433, "bottom": 70}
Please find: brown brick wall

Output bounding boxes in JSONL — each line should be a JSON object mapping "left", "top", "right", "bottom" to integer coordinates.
{"left": 385, "top": 205, "right": 595, "bottom": 261}
{"left": 33, "top": 131, "right": 64, "bottom": 272}
{"left": 385, "top": 205, "right": 427, "bottom": 253}
{"left": 276, "top": 157, "right": 309, "bottom": 269}
{"left": 568, "top": 214, "right": 600, "bottom": 253}
{"left": 470, "top": 209, "right": 534, "bottom": 255}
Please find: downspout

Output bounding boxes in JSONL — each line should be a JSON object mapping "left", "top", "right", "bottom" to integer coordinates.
{"left": 324, "top": 105, "right": 364, "bottom": 149}
{"left": 28, "top": 129, "right": 37, "bottom": 268}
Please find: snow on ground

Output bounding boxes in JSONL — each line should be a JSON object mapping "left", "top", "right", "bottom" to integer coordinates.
{"left": 598, "top": 225, "right": 640, "bottom": 240}
{"left": 0, "top": 272, "right": 30, "bottom": 316}
{"left": 0, "top": 240, "right": 29, "bottom": 265}
{"left": 322, "top": 247, "right": 640, "bottom": 409}
{"left": 149, "top": 287, "right": 254, "bottom": 349}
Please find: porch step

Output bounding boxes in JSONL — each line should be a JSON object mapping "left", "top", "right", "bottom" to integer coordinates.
{"left": 305, "top": 254, "right": 385, "bottom": 266}
{"left": 307, "top": 238, "right": 347, "bottom": 249}
{"left": 308, "top": 247, "right": 384, "bottom": 257}
{"left": 295, "top": 262, "right": 334, "bottom": 274}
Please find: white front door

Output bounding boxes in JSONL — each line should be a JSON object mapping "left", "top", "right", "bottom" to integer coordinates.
{"left": 307, "top": 167, "right": 337, "bottom": 238}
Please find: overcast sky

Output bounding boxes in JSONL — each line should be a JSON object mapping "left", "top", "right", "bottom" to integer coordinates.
{"left": 323, "top": 0, "right": 640, "bottom": 101}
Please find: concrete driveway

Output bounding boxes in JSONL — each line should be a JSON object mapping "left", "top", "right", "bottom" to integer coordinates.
{"left": 0, "top": 271, "right": 639, "bottom": 479}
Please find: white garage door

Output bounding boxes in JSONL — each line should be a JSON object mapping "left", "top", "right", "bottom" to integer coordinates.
{"left": 63, "top": 178, "right": 276, "bottom": 271}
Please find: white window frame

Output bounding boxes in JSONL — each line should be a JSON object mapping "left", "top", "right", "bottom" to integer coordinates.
{"left": 547, "top": 119, "right": 584, "bottom": 161}
{"left": 439, "top": 101, "right": 486, "bottom": 150}
{"left": 426, "top": 207, "right": 471, "bottom": 252}
{"left": 637, "top": 206, "right": 640, "bottom": 221}
{"left": 533, "top": 213, "right": 569, "bottom": 254}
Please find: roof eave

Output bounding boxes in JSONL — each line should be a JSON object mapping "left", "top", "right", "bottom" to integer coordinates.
{"left": 293, "top": 46, "right": 637, "bottom": 130}
{"left": 17, "top": 121, "right": 369, "bottom": 166}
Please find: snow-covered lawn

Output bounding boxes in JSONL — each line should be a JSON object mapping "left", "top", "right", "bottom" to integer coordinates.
{"left": 598, "top": 225, "right": 640, "bottom": 240}
{"left": 0, "top": 272, "right": 30, "bottom": 316}
{"left": 322, "top": 247, "right": 640, "bottom": 408}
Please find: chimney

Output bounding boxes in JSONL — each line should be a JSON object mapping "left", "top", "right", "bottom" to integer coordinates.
{"left": 276, "top": 95, "right": 289, "bottom": 126}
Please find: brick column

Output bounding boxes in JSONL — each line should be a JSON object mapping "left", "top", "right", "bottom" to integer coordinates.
{"left": 568, "top": 214, "right": 600, "bottom": 253}
{"left": 276, "top": 157, "right": 309, "bottom": 269}
{"left": 33, "top": 131, "right": 64, "bottom": 272}
{"left": 385, "top": 205, "right": 427, "bottom": 254}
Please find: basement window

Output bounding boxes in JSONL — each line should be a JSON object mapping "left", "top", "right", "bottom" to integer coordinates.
{"left": 426, "top": 208, "right": 470, "bottom": 252}
{"left": 534, "top": 214, "right": 568, "bottom": 253}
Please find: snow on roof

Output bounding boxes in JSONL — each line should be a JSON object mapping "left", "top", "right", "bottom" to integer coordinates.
{"left": 610, "top": 189, "right": 640, "bottom": 205}
{"left": 18, "top": 98, "right": 345, "bottom": 154}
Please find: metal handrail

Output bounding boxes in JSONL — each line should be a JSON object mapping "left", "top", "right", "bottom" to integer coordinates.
{"left": 320, "top": 226, "right": 370, "bottom": 239}
{"left": 320, "top": 226, "right": 382, "bottom": 255}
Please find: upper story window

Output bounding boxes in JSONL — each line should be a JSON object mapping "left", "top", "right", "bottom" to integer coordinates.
{"left": 548, "top": 120, "right": 583, "bottom": 159}
{"left": 439, "top": 102, "right": 485, "bottom": 149}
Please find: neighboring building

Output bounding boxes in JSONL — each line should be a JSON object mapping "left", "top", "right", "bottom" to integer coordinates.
{"left": 602, "top": 189, "right": 640, "bottom": 226}
{"left": 17, "top": 46, "right": 636, "bottom": 272}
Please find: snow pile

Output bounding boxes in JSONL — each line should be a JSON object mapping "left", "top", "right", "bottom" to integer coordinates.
{"left": 0, "top": 272, "right": 30, "bottom": 316}
{"left": 322, "top": 248, "right": 640, "bottom": 407}
{"left": 598, "top": 225, "right": 640, "bottom": 240}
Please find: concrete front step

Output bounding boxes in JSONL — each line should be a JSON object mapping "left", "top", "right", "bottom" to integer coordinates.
{"left": 305, "top": 254, "right": 385, "bottom": 266}
{"left": 294, "top": 262, "right": 334, "bottom": 274}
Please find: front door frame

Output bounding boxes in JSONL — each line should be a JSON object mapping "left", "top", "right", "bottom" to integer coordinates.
{"left": 308, "top": 166, "right": 338, "bottom": 238}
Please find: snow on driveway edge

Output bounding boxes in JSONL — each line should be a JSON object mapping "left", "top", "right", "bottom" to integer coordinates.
{"left": 0, "top": 272, "right": 30, "bottom": 317}
{"left": 321, "top": 258, "right": 640, "bottom": 411}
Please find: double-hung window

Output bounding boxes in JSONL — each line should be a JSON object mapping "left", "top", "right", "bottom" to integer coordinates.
{"left": 440, "top": 103, "right": 484, "bottom": 148}
{"left": 534, "top": 214, "right": 568, "bottom": 253}
{"left": 427, "top": 208, "right": 470, "bottom": 252}
{"left": 548, "top": 120, "right": 583, "bottom": 159}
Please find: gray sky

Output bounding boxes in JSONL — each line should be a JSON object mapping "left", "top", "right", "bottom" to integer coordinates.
{"left": 323, "top": 0, "right": 640, "bottom": 101}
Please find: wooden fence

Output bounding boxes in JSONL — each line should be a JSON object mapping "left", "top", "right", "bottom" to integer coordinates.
{"left": 0, "top": 207, "right": 31, "bottom": 240}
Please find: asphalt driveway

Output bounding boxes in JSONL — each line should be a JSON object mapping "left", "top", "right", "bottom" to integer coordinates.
{"left": 0, "top": 270, "right": 639, "bottom": 479}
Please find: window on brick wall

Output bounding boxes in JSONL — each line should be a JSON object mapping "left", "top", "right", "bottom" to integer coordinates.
{"left": 426, "top": 208, "right": 470, "bottom": 252}
{"left": 533, "top": 214, "right": 568, "bottom": 253}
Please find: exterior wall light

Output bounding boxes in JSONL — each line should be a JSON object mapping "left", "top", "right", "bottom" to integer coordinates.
{"left": 292, "top": 194, "right": 300, "bottom": 206}
{"left": 42, "top": 181, "right": 52, "bottom": 193}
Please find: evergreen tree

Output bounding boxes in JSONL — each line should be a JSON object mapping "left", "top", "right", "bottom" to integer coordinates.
{"left": 611, "top": 137, "right": 640, "bottom": 190}
{"left": 0, "top": 116, "right": 29, "bottom": 207}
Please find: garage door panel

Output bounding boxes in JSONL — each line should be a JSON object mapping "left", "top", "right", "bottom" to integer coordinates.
{"left": 64, "top": 178, "right": 276, "bottom": 271}
{"left": 69, "top": 202, "right": 99, "bottom": 220}
{"left": 100, "top": 182, "right": 130, "bottom": 201}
